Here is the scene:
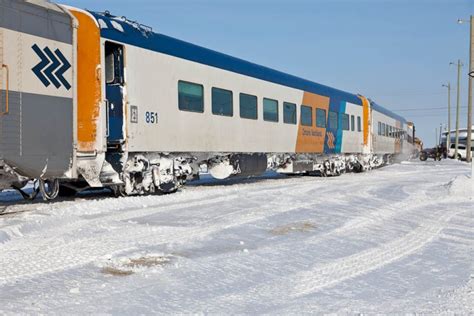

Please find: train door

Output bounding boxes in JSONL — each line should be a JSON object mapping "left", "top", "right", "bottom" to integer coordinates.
{"left": 105, "top": 41, "right": 125, "bottom": 146}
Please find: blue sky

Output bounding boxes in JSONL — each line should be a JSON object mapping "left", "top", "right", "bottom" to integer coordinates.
{"left": 61, "top": 0, "right": 473, "bottom": 147}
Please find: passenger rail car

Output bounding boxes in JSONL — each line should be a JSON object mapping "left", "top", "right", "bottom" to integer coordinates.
{"left": 0, "top": 0, "right": 416, "bottom": 199}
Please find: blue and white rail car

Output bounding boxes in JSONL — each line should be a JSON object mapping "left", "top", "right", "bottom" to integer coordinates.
{"left": 371, "top": 102, "right": 409, "bottom": 157}
{"left": 0, "top": 1, "right": 416, "bottom": 199}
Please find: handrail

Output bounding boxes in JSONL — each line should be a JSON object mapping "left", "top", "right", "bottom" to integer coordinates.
{"left": 1, "top": 64, "right": 8, "bottom": 116}
{"left": 105, "top": 100, "right": 110, "bottom": 137}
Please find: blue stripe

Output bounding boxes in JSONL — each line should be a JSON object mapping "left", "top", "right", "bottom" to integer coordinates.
{"left": 90, "top": 12, "right": 363, "bottom": 105}
{"left": 90, "top": 12, "right": 408, "bottom": 125}
{"left": 371, "top": 101, "right": 406, "bottom": 123}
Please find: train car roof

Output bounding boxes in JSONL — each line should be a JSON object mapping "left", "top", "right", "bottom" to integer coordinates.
{"left": 370, "top": 102, "right": 407, "bottom": 123}
{"left": 89, "top": 11, "right": 407, "bottom": 123}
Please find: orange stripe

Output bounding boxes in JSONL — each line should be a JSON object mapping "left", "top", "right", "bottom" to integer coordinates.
{"left": 358, "top": 95, "right": 370, "bottom": 146}
{"left": 69, "top": 9, "right": 102, "bottom": 152}
{"left": 295, "top": 92, "right": 330, "bottom": 153}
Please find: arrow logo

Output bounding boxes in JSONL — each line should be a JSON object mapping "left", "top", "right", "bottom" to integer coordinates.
{"left": 31, "top": 44, "right": 71, "bottom": 90}
{"left": 326, "top": 131, "right": 335, "bottom": 149}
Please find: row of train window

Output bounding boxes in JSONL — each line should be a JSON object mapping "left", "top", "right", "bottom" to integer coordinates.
{"left": 377, "top": 121, "right": 404, "bottom": 139}
{"left": 178, "top": 81, "right": 362, "bottom": 131}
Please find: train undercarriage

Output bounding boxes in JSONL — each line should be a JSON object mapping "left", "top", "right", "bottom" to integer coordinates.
{"left": 0, "top": 151, "right": 389, "bottom": 201}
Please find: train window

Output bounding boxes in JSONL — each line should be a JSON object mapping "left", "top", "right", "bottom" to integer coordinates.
{"left": 357, "top": 116, "right": 362, "bottom": 132}
{"left": 240, "top": 93, "right": 258, "bottom": 119}
{"left": 328, "top": 111, "right": 338, "bottom": 129}
{"left": 283, "top": 102, "right": 297, "bottom": 124}
{"left": 385, "top": 124, "right": 389, "bottom": 137}
{"left": 263, "top": 98, "right": 279, "bottom": 122}
{"left": 381, "top": 123, "right": 386, "bottom": 136}
{"left": 178, "top": 81, "right": 204, "bottom": 113}
{"left": 105, "top": 52, "right": 115, "bottom": 84}
{"left": 105, "top": 42, "right": 124, "bottom": 85}
{"left": 378, "top": 122, "right": 381, "bottom": 135}
{"left": 316, "top": 108, "right": 326, "bottom": 128}
{"left": 212, "top": 87, "right": 233, "bottom": 117}
{"left": 342, "top": 114, "right": 350, "bottom": 131}
{"left": 351, "top": 115, "right": 355, "bottom": 131}
{"left": 301, "top": 105, "right": 312, "bottom": 126}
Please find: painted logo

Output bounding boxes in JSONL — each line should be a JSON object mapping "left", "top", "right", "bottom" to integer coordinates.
{"left": 326, "top": 131, "right": 335, "bottom": 149}
{"left": 31, "top": 44, "right": 71, "bottom": 90}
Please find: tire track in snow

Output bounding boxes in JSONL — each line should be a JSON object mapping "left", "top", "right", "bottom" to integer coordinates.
{"left": 0, "top": 163, "right": 460, "bottom": 287}
{"left": 291, "top": 211, "right": 456, "bottom": 296}
{"left": 238, "top": 206, "right": 460, "bottom": 301}
{"left": 0, "top": 168, "right": 439, "bottom": 285}
{"left": 0, "top": 180, "right": 339, "bottom": 285}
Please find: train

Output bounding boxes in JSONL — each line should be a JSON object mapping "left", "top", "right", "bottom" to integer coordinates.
{"left": 0, "top": 0, "right": 416, "bottom": 200}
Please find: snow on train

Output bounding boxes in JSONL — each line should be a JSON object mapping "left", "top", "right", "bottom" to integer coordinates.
{"left": 0, "top": 0, "right": 416, "bottom": 200}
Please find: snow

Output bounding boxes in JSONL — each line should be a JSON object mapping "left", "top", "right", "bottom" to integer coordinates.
{"left": 0, "top": 160, "right": 472, "bottom": 313}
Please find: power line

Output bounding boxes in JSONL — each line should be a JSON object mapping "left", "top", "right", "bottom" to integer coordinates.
{"left": 370, "top": 90, "right": 462, "bottom": 98}
{"left": 390, "top": 106, "right": 468, "bottom": 112}
{"left": 405, "top": 112, "right": 468, "bottom": 118}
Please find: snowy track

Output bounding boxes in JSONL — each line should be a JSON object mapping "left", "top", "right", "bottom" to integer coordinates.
{"left": 0, "top": 160, "right": 472, "bottom": 313}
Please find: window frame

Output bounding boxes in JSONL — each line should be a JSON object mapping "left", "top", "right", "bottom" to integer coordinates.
{"left": 316, "top": 108, "right": 327, "bottom": 128}
{"left": 239, "top": 93, "right": 258, "bottom": 120}
{"left": 341, "top": 113, "right": 350, "bottom": 131}
{"left": 300, "top": 105, "right": 313, "bottom": 127}
{"left": 328, "top": 111, "right": 338, "bottom": 129}
{"left": 211, "top": 87, "right": 233, "bottom": 117}
{"left": 178, "top": 80, "right": 205, "bottom": 113}
{"left": 350, "top": 115, "right": 355, "bottom": 131}
{"left": 263, "top": 98, "right": 279, "bottom": 122}
{"left": 357, "top": 116, "right": 362, "bottom": 132}
{"left": 283, "top": 102, "right": 297, "bottom": 125}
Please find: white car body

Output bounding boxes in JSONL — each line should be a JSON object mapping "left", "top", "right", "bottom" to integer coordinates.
{"left": 448, "top": 143, "right": 473, "bottom": 160}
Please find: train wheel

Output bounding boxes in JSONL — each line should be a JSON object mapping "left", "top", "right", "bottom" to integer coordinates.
{"left": 39, "top": 179, "right": 59, "bottom": 201}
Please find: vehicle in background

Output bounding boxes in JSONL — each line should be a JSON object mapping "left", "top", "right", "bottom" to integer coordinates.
{"left": 440, "top": 126, "right": 474, "bottom": 149}
{"left": 447, "top": 143, "right": 474, "bottom": 160}
{"left": 419, "top": 145, "right": 446, "bottom": 161}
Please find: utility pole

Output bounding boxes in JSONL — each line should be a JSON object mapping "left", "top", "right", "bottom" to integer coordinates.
{"left": 458, "top": 16, "right": 473, "bottom": 163}
{"left": 436, "top": 127, "right": 438, "bottom": 146}
{"left": 442, "top": 83, "right": 451, "bottom": 152}
{"left": 467, "top": 15, "right": 473, "bottom": 163}
{"left": 450, "top": 60, "right": 463, "bottom": 159}
{"left": 440, "top": 123, "right": 443, "bottom": 146}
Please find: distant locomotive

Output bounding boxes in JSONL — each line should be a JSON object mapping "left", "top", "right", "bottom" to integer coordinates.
{"left": 0, "top": 0, "right": 416, "bottom": 200}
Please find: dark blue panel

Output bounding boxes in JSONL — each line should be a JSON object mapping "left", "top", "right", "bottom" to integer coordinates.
{"left": 107, "top": 85, "right": 124, "bottom": 142}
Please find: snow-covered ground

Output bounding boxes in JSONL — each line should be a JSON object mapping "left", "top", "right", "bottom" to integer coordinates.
{"left": 0, "top": 160, "right": 472, "bottom": 314}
